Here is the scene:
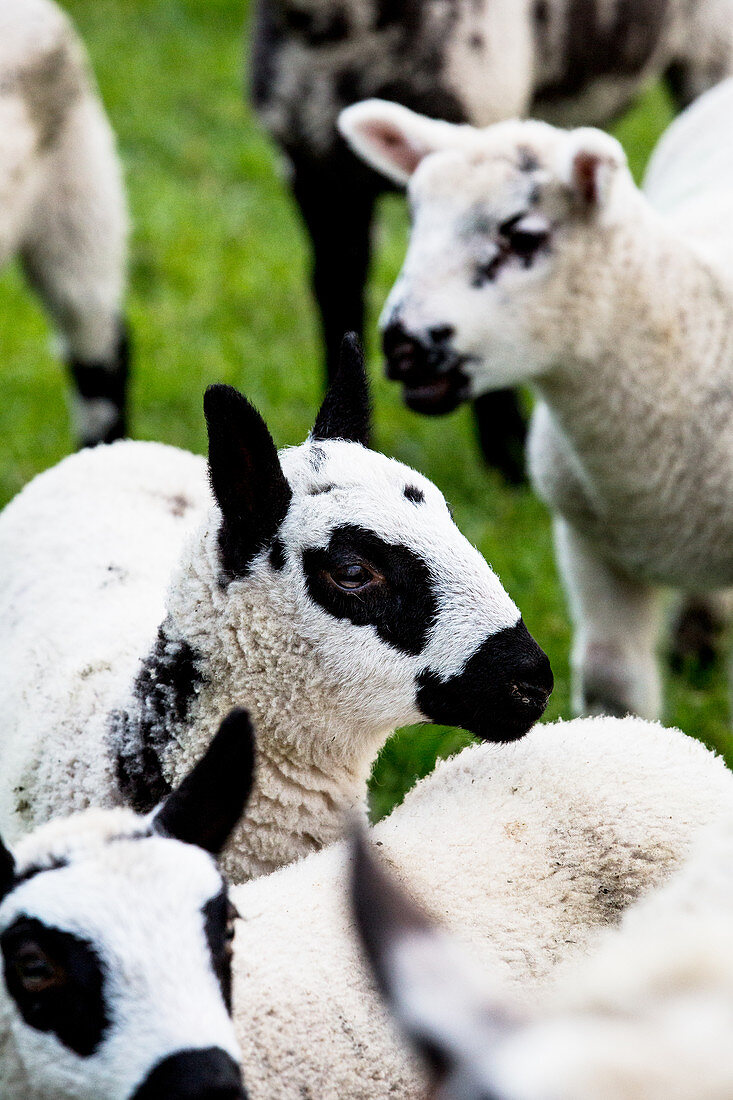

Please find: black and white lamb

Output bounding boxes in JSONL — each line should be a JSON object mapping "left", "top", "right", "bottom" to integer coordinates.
{"left": 0, "top": 708, "right": 254, "bottom": 1100}
{"left": 249, "top": 0, "right": 733, "bottom": 479}
{"left": 1, "top": 0, "right": 128, "bottom": 446}
{"left": 0, "top": 337, "right": 552, "bottom": 883}
{"left": 340, "top": 78, "right": 733, "bottom": 720}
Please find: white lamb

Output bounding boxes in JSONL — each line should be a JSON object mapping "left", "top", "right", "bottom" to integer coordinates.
{"left": 1, "top": 0, "right": 128, "bottom": 446}
{"left": 0, "top": 337, "right": 551, "bottom": 882}
{"left": 228, "top": 715, "right": 733, "bottom": 1099}
{"left": 354, "top": 775, "right": 733, "bottom": 1100}
{"left": 339, "top": 79, "right": 733, "bottom": 721}
{"left": 0, "top": 707, "right": 254, "bottom": 1100}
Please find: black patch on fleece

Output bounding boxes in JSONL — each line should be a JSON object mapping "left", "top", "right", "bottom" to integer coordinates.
{"left": 302, "top": 524, "right": 437, "bottom": 655}
{"left": 403, "top": 485, "right": 424, "bottom": 505}
{"left": 1, "top": 917, "right": 109, "bottom": 1056}
{"left": 110, "top": 626, "right": 207, "bottom": 813}
{"left": 417, "top": 619, "right": 553, "bottom": 741}
{"left": 203, "top": 889, "right": 234, "bottom": 1012}
{"left": 131, "top": 1047, "right": 245, "bottom": 1100}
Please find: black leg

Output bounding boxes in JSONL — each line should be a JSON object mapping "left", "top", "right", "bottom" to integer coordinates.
{"left": 292, "top": 154, "right": 379, "bottom": 382}
{"left": 67, "top": 320, "right": 130, "bottom": 448}
{"left": 472, "top": 389, "right": 528, "bottom": 486}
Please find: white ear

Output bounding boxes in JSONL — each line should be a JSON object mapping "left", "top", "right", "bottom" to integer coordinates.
{"left": 338, "top": 99, "right": 460, "bottom": 185}
{"left": 558, "top": 128, "right": 627, "bottom": 210}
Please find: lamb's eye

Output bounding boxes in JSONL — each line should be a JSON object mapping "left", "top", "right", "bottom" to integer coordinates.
{"left": 499, "top": 213, "right": 550, "bottom": 263}
{"left": 14, "top": 944, "right": 61, "bottom": 993}
{"left": 328, "top": 562, "right": 379, "bottom": 591}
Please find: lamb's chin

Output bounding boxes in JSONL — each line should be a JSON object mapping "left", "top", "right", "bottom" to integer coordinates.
{"left": 402, "top": 373, "right": 470, "bottom": 415}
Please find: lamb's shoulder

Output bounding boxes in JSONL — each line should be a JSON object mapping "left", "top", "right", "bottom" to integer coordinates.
{"left": 0, "top": 441, "right": 210, "bottom": 836}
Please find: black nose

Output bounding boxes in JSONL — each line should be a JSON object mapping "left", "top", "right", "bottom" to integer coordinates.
{"left": 382, "top": 319, "right": 427, "bottom": 381}
{"left": 131, "top": 1048, "right": 246, "bottom": 1100}
{"left": 416, "top": 618, "right": 553, "bottom": 742}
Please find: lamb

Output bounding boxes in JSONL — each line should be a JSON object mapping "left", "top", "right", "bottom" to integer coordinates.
{"left": 354, "top": 779, "right": 733, "bottom": 1100}
{"left": 1, "top": 0, "right": 128, "bottom": 446}
{"left": 0, "top": 336, "right": 552, "bottom": 883}
{"left": 0, "top": 707, "right": 254, "bottom": 1100}
{"left": 339, "top": 79, "right": 733, "bottom": 721}
{"left": 228, "top": 714, "right": 733, "bottom": 1098}
{"left": 250, "top": 0, "right": 733, "bottom": 480}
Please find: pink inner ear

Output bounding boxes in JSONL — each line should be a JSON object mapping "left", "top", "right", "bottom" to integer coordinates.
{"left": 572, "top": 151, "right": 602, "bottom": 205}
{"left": 362, "top": 119, "right": 425, "bottom": 176}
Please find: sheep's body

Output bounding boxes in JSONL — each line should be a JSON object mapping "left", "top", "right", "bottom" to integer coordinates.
{"left": 0, "top": 0, "right": 128, "bottom": 446}
{"left": 0, "top": 379, "right": 546, "bottom": 883}
{"left": 230, "top": 716, "right": 733, "bottom": 1099}
{"left": 492, "top": 815, "right": 733, "bottom": 1099}
{"left": 344, "top": 80, "right": 733, "bottom": 719}
{"left": 250, "top": 0, "right": 733, "bottom": 480}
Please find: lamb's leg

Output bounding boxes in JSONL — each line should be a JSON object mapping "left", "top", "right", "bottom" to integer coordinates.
{"left": 665, "top": 2, "right": 733, "bottom": 108}
{"left": 292, "top": 152, "right": 378, "bottom": 384}
{"left": 20, "top": 94, "right": 129, "bottom": 447}
{"left": 554, "top": 518, "right": 662, "bottom": 719}
{"left": 668, "top": 590, "right": 730, "bottom": 673}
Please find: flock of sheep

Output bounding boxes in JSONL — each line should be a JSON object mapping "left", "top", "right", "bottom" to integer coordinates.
{"left": 3, "top": 0, "right": 733, "bottom": 1097}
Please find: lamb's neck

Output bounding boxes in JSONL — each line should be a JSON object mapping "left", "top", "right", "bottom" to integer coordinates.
{"left": 533, "top": 210, "right": 733, "bottom": 497}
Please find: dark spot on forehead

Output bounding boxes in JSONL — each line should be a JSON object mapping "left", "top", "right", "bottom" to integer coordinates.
{"left": 518, "top": 146, "right": 540, "bottom": 172}
{"left": 534, "top": 0, "right": 549, "bottom": 24}
{"left": 308, "top": 483, "right": 335, "bottom": 496}
{"left": 469, "top": 32, "right": 484, "bottom": 50}
{"left": 1, "top": 917, "right": 110, "bottom": 1056}
{"left": 403, "top": 485, "right": 425, "bottom": 504}
{"left": 302, "top": 524, "right": 437, "bottom": 655}
{"left": 269, "top": 537, "right": 286, "bottom": 571}
{"left": 309, "top": 445, "right": 326, "bottom": 472}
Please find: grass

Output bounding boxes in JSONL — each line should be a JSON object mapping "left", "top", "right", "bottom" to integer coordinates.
{"left": 1, "top": 0, "right": 730, "bottom": 821}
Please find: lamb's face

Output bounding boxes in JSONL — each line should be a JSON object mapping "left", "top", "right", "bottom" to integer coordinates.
{"left": 339, "top": 102, "right": 628, "bottom": 413}
{"left": 0, "top": 812, "right": 243, "bottom": 1100}
{"left": 205, "top": 362, "right": 552, "bottom": 752}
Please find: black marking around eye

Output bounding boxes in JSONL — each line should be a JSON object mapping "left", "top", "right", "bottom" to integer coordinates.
{"left": 203, "top": 889, "right": 234, "bottom": 1013}
{"left": 302, "top": 525, "right": 437, "bottom": 655}
{"left": 1, "top": 917, "right": 109, "bottom": 1056}
{"left": 403, "top": 485, "right": 425, "bottom": 505}
{"left": 110, "top": 625, "right": 207, "bottom": 813}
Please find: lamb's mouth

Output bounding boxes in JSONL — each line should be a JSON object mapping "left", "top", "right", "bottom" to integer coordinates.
{"left": 401, "top": 366, "right": 472, "bottom": 416}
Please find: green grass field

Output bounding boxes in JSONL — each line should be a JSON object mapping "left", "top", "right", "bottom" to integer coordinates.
{"left": 2, "top": 0, "right": 730, "bottom": 820}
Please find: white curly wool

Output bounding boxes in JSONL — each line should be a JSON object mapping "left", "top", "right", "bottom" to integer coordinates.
{"left": 342, "top": 79, "right": 733, "bottom": 721}
{"left": 229, "top": 716, "right": 733, "bottom": 1099}
{"left": 491, "top": 816, "right": 733, "bottom": 1099}
{"left": 0, "top": 424, "right": 529, "bottom": 884}
{"left": 0, "top": 0, "right": 127, "bottom": 442}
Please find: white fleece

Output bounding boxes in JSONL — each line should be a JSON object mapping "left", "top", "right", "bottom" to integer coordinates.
{"left": 229, "top": 716, "right": 733, "bottom": 1099}
{"left": 493, "top": 814, "right": 733, "bottom": 1099}
{"left": 0, "top": 432, "right": 523, "bottom": 883}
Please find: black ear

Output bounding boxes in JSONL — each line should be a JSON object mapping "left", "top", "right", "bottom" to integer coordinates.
{"left": 153, "top": 708, "right": 256, "bottom": 855}
{"left": 204, "top": 385, "right": 292, "bottom": 576}
{"left": 312, "top": 333, "right": 371, "bottom": 446}
{"left": 0, "top": 835, "right": 15, "bottom": 900}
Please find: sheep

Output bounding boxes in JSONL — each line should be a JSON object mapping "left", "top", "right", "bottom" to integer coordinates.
{"left": 1, "top": 0, "right": 128, "bottom": 447}
{"left": 0, "top": 707, "right": 254, "bottom": 1100}
{"left": 0, "top": 336, "right": 552, "bottom": 883}
{"left": 339, "top": 79, "right": 733, "bottom": 721}
{"left": 351, "top": 803, "right": 733, "bottom": 1100}
{"left": 249, "top": 0, "right": 733, "bottom": 481}
{"left": 228, "top": 714, "right": 733, "bottom": 1098}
